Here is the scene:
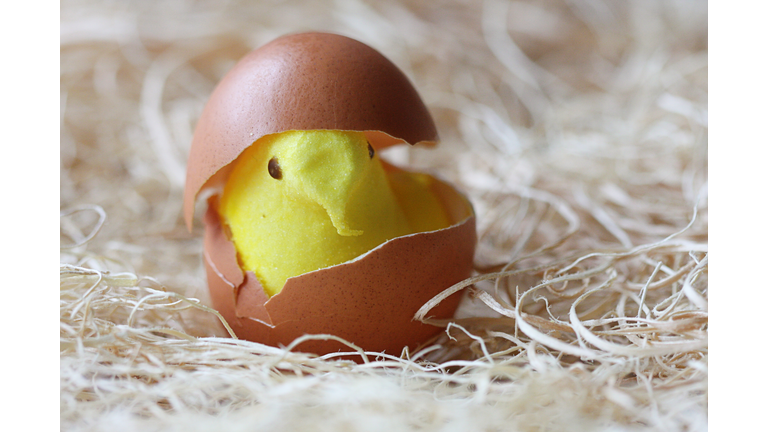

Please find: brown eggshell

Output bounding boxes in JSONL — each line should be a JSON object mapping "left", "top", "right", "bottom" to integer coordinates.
{"left": 184, "top": 32, "right": 438, "bottom": 229}
{"left": 203, "top": 174, "right": 476, "bottom": 356}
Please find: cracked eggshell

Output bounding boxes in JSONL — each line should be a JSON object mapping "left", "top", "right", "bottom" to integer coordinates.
{"left": 203, "top": 173, "right": 476, "bottom": 356}
{"left": 185, "top": 32, "right": 476, "bottom": 356}
{"left": 184, "top": 32, "right": 438, "bottom": 229}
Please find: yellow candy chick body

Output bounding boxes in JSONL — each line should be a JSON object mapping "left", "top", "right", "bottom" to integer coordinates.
{"left": 220, "top": 130, "right": 450, "bottom": 297}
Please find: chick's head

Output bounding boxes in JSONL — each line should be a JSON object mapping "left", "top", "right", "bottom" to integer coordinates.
{"left": 220, "top": 130, "right": 412, "bottom": 296}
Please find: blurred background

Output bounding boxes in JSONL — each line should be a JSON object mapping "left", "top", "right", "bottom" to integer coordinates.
{"left": 61, "top": 0, "right": 707, "bottom": 293}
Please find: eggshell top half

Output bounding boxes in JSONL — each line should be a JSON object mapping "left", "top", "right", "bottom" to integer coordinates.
{"left": 184, "top": 32, "right": 438, "bottom": 229}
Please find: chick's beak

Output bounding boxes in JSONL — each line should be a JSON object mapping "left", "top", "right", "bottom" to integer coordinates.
{"left": 282, "top": 133, "right": 371, "bottom": 236}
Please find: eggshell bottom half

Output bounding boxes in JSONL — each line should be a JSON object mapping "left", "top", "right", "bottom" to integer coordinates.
{"left": 203, "top": 177, "right": 476, "bottom": 357}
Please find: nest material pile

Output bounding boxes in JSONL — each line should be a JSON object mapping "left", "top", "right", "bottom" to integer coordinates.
{"left": 60, "top": 0, "right": 708, "bottom": 430}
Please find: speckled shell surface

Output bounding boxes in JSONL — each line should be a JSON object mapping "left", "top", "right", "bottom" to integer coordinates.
{"left": 203, "top": 175, "right": 476, "bottom": 356}
{"left": 184, "top": 32, "right": 438, "bottom": 229}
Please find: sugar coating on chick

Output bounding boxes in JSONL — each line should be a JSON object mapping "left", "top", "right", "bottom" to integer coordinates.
{"left": 220, "top": 130, "right": 450, "bottom": 297}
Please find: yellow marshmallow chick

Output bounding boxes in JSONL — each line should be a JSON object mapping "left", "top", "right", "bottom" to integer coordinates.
{"left": 220, "top": 130, "right": 451, "bottom": 297}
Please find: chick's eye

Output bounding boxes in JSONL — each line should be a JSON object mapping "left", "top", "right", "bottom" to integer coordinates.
{"left": 268, "top": 157, "right": 282, "bottom": 179}
{"left": 367, "top": 142, "right": 375, "bottom": 159}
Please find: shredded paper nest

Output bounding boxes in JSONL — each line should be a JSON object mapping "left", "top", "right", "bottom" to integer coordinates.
{"left": 60, "top": 0, "right": 708, "bottom": 430}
